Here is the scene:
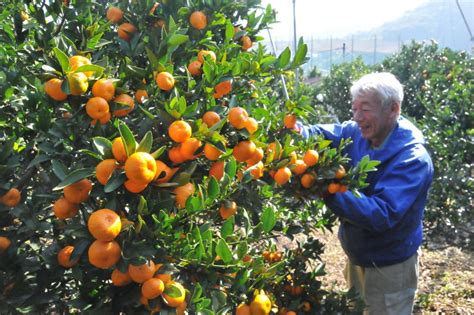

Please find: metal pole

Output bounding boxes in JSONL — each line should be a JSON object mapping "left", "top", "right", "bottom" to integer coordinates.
{"left": 267, "top": 28, "right": 290, "bottom": 100}
{"left": 329, "top": 36, "right": 333, "bottom": 74}
{"left": 455, "top": 0, "right": 474, "bottom": 53}
{"left": 373, "top": 35, "right": 377, "bottom": 65}
{"left": 351, "top": 35, "right": 354, "bottom": 62}
{"left": 292, "top": 0, "right": 298, "bottom": 96}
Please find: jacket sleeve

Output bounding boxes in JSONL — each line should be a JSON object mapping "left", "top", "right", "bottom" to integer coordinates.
{"left": 296, "top": 121, "right": 349, "bottom": 146}
{"left": 324, "top": 150, "right": 433, "bottom": 232}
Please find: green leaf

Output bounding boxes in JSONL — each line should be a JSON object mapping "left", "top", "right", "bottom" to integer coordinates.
{"left": 74, "top": 64, "right": 104, "bottom": 78}
{"left": 236, "top": 241, "right": 248, "bottom": 260}
{"left": 136, "top": 131, "right": 153, "bottom": 153}
{"left": 53, "top": 47, "right": 70, "bottom": 73}
{"left": 221, "top": 216, "right": 234, "bottom": 239}
{"left": 104, "top": 172, "right": 126, "bottom": 193}
{"left": 145, "top": 47, "right": 160, "bottom": 68}
{"left": 51, "top": 160, "right": 68, "bottom": 181}
{"left": 167, "top": 34, "right": 189, "bottom": 47}
{"left": 92, "top": 137, "right": 113, "bottom": 159}
{"left": 137, "top": 196, "right": 148, "bottom": 215}
{"left": 261, "top": 206, "right": 276, "bottom": 233}
{"left": 26, "top": 155, "right": 50, "bottom": 169}
{"left": 277, "top": 47, "right": 291, "bottom": 69}
{"left": 224, "top": 158, "right": 236, "bottom": 178}
{"left": 291, "top": 39, "right": 308, "bottom": 68}
{"left": 225, "top": 19, "right": 234, "bottom": 43}
{"left": 207, "top": 176, "right": 219, "bottom": 200}
{"left": 216, "top": 238, "right": 233, "bottom": 264}
{"left": 118, "top": 121, "right": 136, "bottom": 157}
{"left": 151, "top": 146, "right": 167, "bottom": 159}
{"left": 53, "top": 168, "right": 94, "bottom": 191}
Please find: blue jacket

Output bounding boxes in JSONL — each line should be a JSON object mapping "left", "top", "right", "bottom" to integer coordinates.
{"left": 298, "top": 116, "right": 433, "bottom": 267}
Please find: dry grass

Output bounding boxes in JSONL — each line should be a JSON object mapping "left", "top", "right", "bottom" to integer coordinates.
{"left": 312, "top": 225, "right": 474, "bottom": 314}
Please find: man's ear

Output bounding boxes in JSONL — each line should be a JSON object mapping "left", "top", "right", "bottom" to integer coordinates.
{"left": 390, "top": 102, "right": 401, "bottom": 118}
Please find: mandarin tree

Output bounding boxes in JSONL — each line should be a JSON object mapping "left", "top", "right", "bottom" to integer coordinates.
{"left": 0, "top": 0, "right": 378, "bottom": 313}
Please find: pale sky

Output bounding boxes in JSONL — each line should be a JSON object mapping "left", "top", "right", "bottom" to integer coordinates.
{"left": 261, "top": 0, "right": 430, "bottom": 40}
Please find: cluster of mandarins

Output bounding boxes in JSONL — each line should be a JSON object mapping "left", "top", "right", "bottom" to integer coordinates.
{"left": 236, "top": 289, "right": 273, "bottom": 315}
{"left": 52, "top": 178, "right": 92, "bottom": 220}
{"left": 56, "top": 206, "right": 187, "bottom": 312}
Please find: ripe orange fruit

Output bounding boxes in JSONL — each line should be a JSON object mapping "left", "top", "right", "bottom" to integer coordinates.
{"left": 141, "top": 278, "right": 165, "bottom": 299}
{"left": 176, "top": 301, "right": 187, "bottom": 315}
{"left": 197, "top": 50, "right": 216, "bottom": 63}
{"left": 111, "top": 268, "right": 132, "bottom": 286}
{"left": 168, "top": 145, "right": 186, "bottom": 164}
{"left": 45, "top": 78, "right": 67, "bottom": 101}
{"left": 214, "top": 80, "right": 232, "bottom": 98}
{"left": 155, "top": 273, "right": 172, "bottom": 284}
{"left": 189, "top": 11, "right": 207, "bottom": 30}
{"left": 155, "top": 71, "right": 175, "bottom": 91}
{"left": 113, "top": 93, "right": 135, "bottom": 117}
{"left": 117, "top": 23, "right": 137, "bottom": 41}
{"left": 284, "top": 114, "right": 297, "bottom": 129}
{"left": 303, "top": 149, "right": 319, "bottom": 167}
{"left": 245, "top": 117, "right": 258, "bottom": 134}
{"left": 202, "top": 111, "right": 221, "bottom": 128}
{"left": 339, "top": 184, "right": 348, "bottom": 193}
{"left": 135, "top": 89, "right": 148, "bottom": 104}
{"left": 112, "top": 137, "right": 128, "bottom": 163}
{"left": 0, "top": 236, "right": 12, "bottom": 252}
{"left": 128, "top": 260, "right": 156, "bottom": 283}
{"left": 288, "top": 151, "right": 298, "bottom": 165}
{"left": 153, "top": 160, "right": 174, "bottom": 184}
{"left": 173, "top": 182, "right": 195, "bottom": 209}
{"left": 219, "top": 201, "right": 237, "bottom": 220}
{"left": 87, "top": 209, "right": 122, "bottom": 241}
{"left": 233, "top": 140, "right": 256, "bottom": 162}
{"left": 180, "top": 137, "right": 202, "bottom": 160}
{"left": 57, "top": 245, "right": 79, "bottom": 268}
{"left": 228, "top": 107, "right": 249, "bottom": 129}
{"left": 241, "top": 35, "right": 253, "bottom": 51}
{"left": 0, "top": 188, "right": 21, "bottom": 207}
{"left": 246, "top": 147, "right": 264, "bottom": 165}
{"left": 292, "top": 160, "right": 307, "bottom": 175}
{"left": 124, "top": 152, "right": 157, "bottom": 185}
{"left": 209, "top": 161, "right": 225, "bottom": 180}
{"left": 286, "top": 311, "right": 297, "bottom": 315}
{"left": 86, "top": 97, "right": 109, "bottom": 120}
{"left": 63, "top": 179, "right": 92, "bottom": 204}
{"left": 67, "top": 72, "right": 89, "bottom": 96}
{"left": 301, "top": 173, "right": 315, "bottom": 188}
{"left": 236, "top": 303, "right": 251, "bottom": 315}
{"left": 250, "top": 293, "right": 272, "bottom": 315}
{"left": 168, "top": 120, "right": 192, "bottom": 143}
{"left": 95, "top": 159, "right": 117, "bottom": 185}
{"left": 327, "top": 182, "right": 341, "bottom": 194}
{"left": 248, "top": 161, "right": 264, "bottom": 179}
{"left": 69, "top": 55, "right": 93, "bottom": 77}
{"left": 92, "top": 78, "right": 115, "bottom": 101}
{"left": 302, "top": 301, "right": 312, "bottom": 312}
{"left": 203, "top": 143, "right": 223, "bottom": 160}
{"left": 88, "top": 240, "right": 121, "bottom": 269}
{"left": 53, "top": 197, "right": 79, "bottom": 219}
{"left": 124, "top": 179, "right": 148, "bottom": 193}
{"left": 162, "top": 281, "right": 186, "bottom": 307}
{"left": 106, "top": 6, "right": 123, "bottom": 23}
{"left": 335, "top": 165, "right": 346, "bottom": 179}
{"left": 187, "top": 60, "right": 202, "bottom": 76}
{"left": 91, "top": 111, "right": 111, "bottom": 126}
{"left": 274, "top": 167, "right": 291, "bottom": 185}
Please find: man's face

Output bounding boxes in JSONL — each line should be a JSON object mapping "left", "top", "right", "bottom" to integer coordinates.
{"left": 351, "top": 92, "right": 399, "bottom": 147}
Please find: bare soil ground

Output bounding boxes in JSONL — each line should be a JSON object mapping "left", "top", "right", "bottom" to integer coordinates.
{"left": 313, "top": 227, "right": 474, "bottom": 314}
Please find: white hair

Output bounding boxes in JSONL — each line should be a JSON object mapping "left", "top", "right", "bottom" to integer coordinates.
{"left": 350, "top": 72, "right": 404, "bottom": 110}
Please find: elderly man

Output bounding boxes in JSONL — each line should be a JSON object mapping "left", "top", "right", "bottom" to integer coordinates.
{"left": 297, "top": 72, "right": 433, "bottom": 314}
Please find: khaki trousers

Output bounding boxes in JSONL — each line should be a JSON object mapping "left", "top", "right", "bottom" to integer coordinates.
{"left": 344, "top": 250, "right": 420, "bottom": 315}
